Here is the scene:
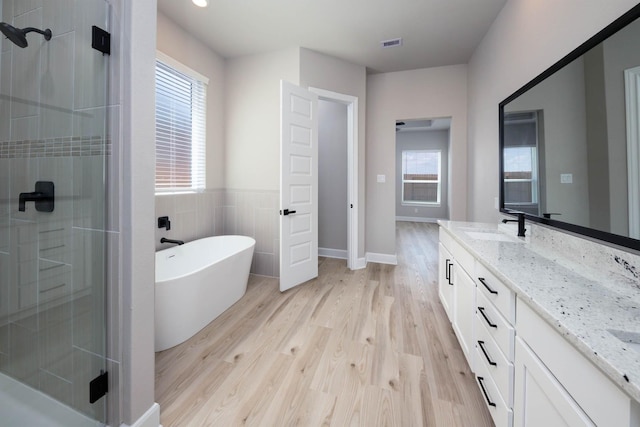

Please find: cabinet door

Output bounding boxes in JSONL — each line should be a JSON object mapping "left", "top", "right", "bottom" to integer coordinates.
{"left": 513, "top": 337, "right": 594, "bottom": 427}
{"left": 453, "top": 265, "right": 475, "bottom": 371}
{"left": 438, "top": 242, "right": 454, "bottom": 321}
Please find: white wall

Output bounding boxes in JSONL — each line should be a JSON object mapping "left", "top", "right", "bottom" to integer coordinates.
{"left": 299, "top": 48, "right": 367, "bottom": 259}
{"left": 395, "top": 129, "right": 450, "bottom": 220}
{"left": 157, "top": 11, "right": 226, "bottom": 190}
{"left": 318, "top": 100, "right": 348, "bottom": 252}
{"left": 155, "top": 13, "right": 227, "bottom": 253}
{"left": 467, "top": 0, "right": 639, "bottom": 223}
{"left": 225, "top": 48, "right": 300, "bottom": 190}
{"left": 366, "top": 65, "right": 468, "bottom": 256}
{"left": 122, "top": 0, "right": 157, "bottom": 424}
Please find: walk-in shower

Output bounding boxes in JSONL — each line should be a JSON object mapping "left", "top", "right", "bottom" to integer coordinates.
{"left": 0, "top": 1, "right": 113, "bottom": 426}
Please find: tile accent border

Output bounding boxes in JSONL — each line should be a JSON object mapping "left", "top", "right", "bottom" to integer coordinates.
{"left": 0, "top": 137, "right": 111, "bottom": 158}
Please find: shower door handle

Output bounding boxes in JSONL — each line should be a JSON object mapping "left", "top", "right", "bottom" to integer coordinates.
{"left": 18, "top": 181, "right": 54, "bottom": 212}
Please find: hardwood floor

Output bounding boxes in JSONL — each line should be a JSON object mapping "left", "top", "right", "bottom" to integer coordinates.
{"left": 155, "top": 222, "right": 493, "bottom": 426}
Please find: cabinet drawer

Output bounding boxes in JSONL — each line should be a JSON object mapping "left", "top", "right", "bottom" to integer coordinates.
{"left": 476, "top": 322, "right": 514, "bottom": 406}
{"left": 475, "top": 354, "right": 513, "bottom": 427}
{"left": 475, "top": 261, "right": 515, "bottom": 324}
{"left": 439, "top": 228, "right": 474, "bottom": 275}
{"left": 476, "top": 290, "right": 515, "bottom": 360}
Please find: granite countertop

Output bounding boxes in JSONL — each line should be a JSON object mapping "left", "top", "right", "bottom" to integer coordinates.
{"left": 438, "top": 220, "right": 640, "bottom": 403}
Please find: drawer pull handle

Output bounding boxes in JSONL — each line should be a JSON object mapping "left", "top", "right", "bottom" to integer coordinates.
{"left": 447, "top": 260, "right": 453, "bottom": 286}
{"left": 478, "top": 277, "right": 498, "bottom": 295}
{"left": 477, "top": 376, "right": 497, "bottom": 407}
{"left": 478, "top": 307, "right": 497, "bottom": 328}
{"left": 445, "top": 259, "right": 451, "bottom": 280}
{"left": 478, "top": 340, "right": 497, "bottom": 366}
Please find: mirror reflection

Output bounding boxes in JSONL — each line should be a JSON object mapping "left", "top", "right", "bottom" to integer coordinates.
{"left": 501, "top": 14, "right": 640, "bottom": 240}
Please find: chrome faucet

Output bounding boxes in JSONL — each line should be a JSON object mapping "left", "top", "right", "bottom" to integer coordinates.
{"left": 502, "top": 212, "right": 526, "bottom": 237}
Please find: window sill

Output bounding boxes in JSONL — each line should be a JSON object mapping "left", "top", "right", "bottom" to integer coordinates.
{"left": 402, "top": 202, "right": 441, "bottom": 208}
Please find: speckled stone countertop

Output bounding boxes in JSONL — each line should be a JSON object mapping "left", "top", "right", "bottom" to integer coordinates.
{"left": 438, "top": 220, "right": 640, "bottom": 403}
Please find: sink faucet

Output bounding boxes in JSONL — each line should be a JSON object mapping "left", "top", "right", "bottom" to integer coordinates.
{"left": 502, "top": 212, "right": 526, "bottom": 237}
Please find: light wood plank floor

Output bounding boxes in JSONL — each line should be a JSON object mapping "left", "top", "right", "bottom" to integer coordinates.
{"left": 155, "top": 222, "right": 494, "bottom": 426}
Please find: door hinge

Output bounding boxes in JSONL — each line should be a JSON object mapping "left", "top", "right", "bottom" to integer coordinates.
{"left": 92, "top": 25, "right": 111, "bottom": 55}
{"left": 89, "top": 370, "right": 108, "bottom": 404}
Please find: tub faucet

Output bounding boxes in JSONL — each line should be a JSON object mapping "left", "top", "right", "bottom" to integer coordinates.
{"left": 160, "top": 237, "right": 184, "bottom": 246}
{"left": 502, "top": 212, "right": 526, "bottom": 237}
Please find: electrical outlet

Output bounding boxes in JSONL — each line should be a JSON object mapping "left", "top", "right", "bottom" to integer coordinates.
{"left": 377, "top": 174, "right": 386, "bottom": 183}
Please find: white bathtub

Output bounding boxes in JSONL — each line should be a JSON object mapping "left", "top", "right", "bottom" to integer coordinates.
{"left": 155, "top": 235, "right": 256, "bottom": 352}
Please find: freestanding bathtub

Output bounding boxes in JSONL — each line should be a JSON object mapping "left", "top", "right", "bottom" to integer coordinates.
{"left": 155, "top": 235, "right": 256, "bottom": 352}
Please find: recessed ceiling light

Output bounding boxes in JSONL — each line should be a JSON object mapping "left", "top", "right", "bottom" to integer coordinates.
{"left": 192, "top": 0, "right": 208, "bottom": 7}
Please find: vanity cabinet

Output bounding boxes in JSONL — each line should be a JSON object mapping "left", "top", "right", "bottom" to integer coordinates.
{"left": 515, "top": 299, "right": 635, "bottom": 427}
{"left": 438, "top": 223, "right": 640, "bottom": 427}
{"left": 439, "top": 228, "right": 476, "bottom": 370}
{"left": 474, "top": 261, "right": 515, "bottom": 427}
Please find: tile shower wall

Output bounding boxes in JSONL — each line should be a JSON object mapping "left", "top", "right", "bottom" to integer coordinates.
{"left": 155, "top": 189, "right": 280, "bottom": 277}
{"left": 0, "top": 0, "right": 119, "bottom": 423}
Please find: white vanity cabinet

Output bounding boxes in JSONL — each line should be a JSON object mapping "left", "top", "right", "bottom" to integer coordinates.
{"left": 515, "top": 299, "right": 635, "bottom": 427}
{"left": 439, "top": 228, "right": 476, "bottom": 370}
{"left": 438, "top": 222, "right": 640, "bottom": 427}
{"left": 474, "top": 261, "right": 516, "bottom": 427}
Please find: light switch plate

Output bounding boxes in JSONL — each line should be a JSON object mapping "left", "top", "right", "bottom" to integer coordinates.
{"left": 377, "top": 174, "right": 386, "bottom": 183}
{"left": 561, "top": 173, "right": 573, "bottom": 184}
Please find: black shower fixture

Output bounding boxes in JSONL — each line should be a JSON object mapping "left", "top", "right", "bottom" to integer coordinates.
{"left": 0, "top": 22, "right": 51, "bottom": 48}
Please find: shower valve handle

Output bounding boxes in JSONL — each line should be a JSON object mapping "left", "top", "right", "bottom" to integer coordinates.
{"left": 18, "top": 181, "right": 54, "bottom": 212}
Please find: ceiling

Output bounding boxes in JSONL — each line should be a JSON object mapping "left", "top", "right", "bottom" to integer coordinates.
{"left": 157, "top": 0, "right": 507, "bottom": 74}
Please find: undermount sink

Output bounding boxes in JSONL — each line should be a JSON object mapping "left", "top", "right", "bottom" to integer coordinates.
{"left": 464, "top": 230, "right": 521, "bottom": 242}
{"left": 608, "top": 329, "right": 640, "bottom": 353}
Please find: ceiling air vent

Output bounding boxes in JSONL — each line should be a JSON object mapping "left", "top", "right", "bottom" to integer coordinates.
{"left": 381, "top": 38, "right": 403, "bottom": 48}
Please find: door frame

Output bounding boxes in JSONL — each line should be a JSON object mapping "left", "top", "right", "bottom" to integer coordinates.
{"left": 309, "top": 87, "right": 359, "bottom": 270}
{"left": 625, "top": 66, "right": 640, "bottom": 239}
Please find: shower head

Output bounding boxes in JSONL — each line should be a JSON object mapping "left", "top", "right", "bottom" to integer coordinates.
{"left": 0, "top": 22, "right": 51, "bottom": 48}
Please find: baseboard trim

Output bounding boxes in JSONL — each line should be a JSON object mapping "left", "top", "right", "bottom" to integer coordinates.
{"left": 366, "top": 252, "right": 398, "bottom": 265}
{"left": 396, "top": 216, "right": 441, "bottom": 223}
{"left": 121, "top": 403, "right": 160, "bottom": 427}
{"left": 354, "top": 257, "right": 367, "bottom": 270}
{"left": 319, "top": 247, "right": 348, "bottom": 259}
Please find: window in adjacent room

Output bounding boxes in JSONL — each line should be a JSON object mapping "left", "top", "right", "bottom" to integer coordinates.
{"left": 155, "top": 52, "right": 207, "bottom": 193}
{"left": 401, "top": 150, "right": 441, "bottom": 205}
{"left": 503, "top": 111, "right": 541, "bottom": 211}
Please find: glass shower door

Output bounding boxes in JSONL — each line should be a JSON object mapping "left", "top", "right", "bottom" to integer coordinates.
{"left": 0, "top": 0, "right": 111, "bottom": 425}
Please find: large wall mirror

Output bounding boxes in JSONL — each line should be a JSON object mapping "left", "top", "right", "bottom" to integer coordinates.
{"left": 500, "top": 3, "right": 640, "bottom": 251}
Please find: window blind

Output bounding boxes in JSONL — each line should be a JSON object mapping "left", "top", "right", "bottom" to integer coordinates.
{"left": 155, "top": 59, "right": 206, "bottom": 192}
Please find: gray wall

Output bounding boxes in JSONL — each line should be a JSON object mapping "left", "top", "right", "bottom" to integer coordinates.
{"left": 601, "top": 18, "right": 640, "bottom": 235}
{"left": 467, "top": 0, "right": 638, "bottom": 224}
{"left": 395, "top": 129, "right": 450, "bottom": 220}
{"left": 366, "top": 65, "right": 468, "bottom": 257}
{"left": 584, "top": 44, "right": 611, "bottom": 232}
{"left": 318, "top": 100, "right": 348, "bottom": 252}
{"left": 505, "top": 58, "right": 590, "bottom": 227}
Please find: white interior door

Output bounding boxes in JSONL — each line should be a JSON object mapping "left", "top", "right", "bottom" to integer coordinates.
{"left": 280, "top": 80, "right": 318, "bottom": 292}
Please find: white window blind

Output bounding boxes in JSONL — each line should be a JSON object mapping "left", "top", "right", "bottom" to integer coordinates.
{"left": 155, "top": 57, "right": 207, "bottom": 192}
{"left": 401, "top": 150, "right": 441, "bottom": 205}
